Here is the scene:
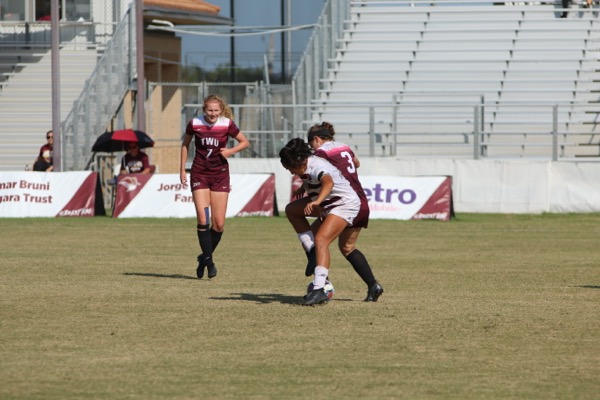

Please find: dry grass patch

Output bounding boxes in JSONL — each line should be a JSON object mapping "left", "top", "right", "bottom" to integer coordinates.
{"left": 1, "top": 214, "right": 599, "bottom": 399}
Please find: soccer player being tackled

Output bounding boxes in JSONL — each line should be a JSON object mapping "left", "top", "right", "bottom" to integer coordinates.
{"left": 280, "top": 122, "right": 383, "bottom": 306}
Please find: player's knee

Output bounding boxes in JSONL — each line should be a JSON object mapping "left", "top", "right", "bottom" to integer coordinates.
{"left": 314, "top": 234, "right": 332, "bottom": 250}
{"left": 212, "top": 220, "right": 226, "bottom": 232}
{"left": 338, "top": 242, "right": 355, "bottom": 257}
{"left": 284, "top": 207, "right": 292, "bottom": 219}
{"left": 285, "top": 202, "right": 301, "bottom": 219}
{"left": 284, "top": 202, "right": 292, "bottom": 214}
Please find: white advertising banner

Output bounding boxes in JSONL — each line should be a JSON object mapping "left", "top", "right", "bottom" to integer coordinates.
{"left": 231, "top": 158, "right": 600, "bottom": 214}
{"left": 0, "top": 171, "right": 100, "bottom": 217}
{"left": 361, "top": 175, "right": 453, "bottom": 220}
{"left": 291, "top": 175, "right": 453, "bottom": 221}
{"left": 113, "top": 173, "right": 276, "bottom": 218}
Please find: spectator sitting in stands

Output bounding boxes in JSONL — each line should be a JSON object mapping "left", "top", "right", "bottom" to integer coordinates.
{"left": 120, "top": 142, "right": 151, "bottom": 174}
{"left": 37, "top": 130, "right": 53, "bottom": 165}
{"left": 33, "top": 150, "right": 53, "bottom": 172}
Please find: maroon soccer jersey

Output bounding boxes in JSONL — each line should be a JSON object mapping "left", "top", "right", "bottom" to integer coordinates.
{"left": 313, "top": 141, "right": 370, "bottom": 227}
{"left": 186, "top": 115, "right": 240, "bottom": 175}
{"left": 186, "top": 115, "right": 241, "bottom": 192}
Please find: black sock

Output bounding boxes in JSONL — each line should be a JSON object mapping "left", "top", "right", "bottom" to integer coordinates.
{"left": 197, "top": 224, "right": 213, "bottom": 265}
{"left": 305, "top": 246, "right": 316, "bottom": 277}
{"left": 210, "top": 228, "right": 223, "bottom": 251}
{"left": 346, "top": 249, "right": 376, "bottom": 287}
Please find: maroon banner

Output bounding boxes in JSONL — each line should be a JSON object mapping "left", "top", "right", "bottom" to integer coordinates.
{"left": 112, "top": 173, "right": 153, "bottom": 217}
{"left": 57, "top": 172, "right": 99, "bottom": 217}
{"left": 236, "top": 174, "right": 276, "bottom": 217}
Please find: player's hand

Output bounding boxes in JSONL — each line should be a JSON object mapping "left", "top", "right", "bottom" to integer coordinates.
{"left": 221, "top": 148, "right": 232, "bottom": 158}
{"left": 316, "top": 206, "right": 326, "bottom": 220}
{"left": 304, "top": 201, "right": 319, "bottom": 215}
{"left": 180, "top": 171, "right": 187, "bottom": 185}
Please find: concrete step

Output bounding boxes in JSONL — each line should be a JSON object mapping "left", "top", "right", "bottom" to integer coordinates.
{"left": 0, "top": 133, "right": 45, "bottom": 141}
{"left": 0, "top": 143, "right": 41, "bottom": 152}
{"left": 0, "top": 101, "right": 54, "bottom": 108}
{"left": 0, "top": 114, "right": 52, "bottom": 121}
{"left": 0, "top": 87, "right": 85, "bottom": 95}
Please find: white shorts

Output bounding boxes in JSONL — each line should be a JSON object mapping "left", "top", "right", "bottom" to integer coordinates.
{"left": 323, "top": 203, "right": 359, "bottom": 226}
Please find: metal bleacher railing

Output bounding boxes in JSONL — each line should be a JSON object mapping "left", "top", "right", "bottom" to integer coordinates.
{"left": 161, "top": 84, "right": 598, "bottom": 160}
{"left": 60, "top": 8, "right": 136, "bottom": 171}
{"left": 0, "top": 21, "right": 114, "bottom": 49}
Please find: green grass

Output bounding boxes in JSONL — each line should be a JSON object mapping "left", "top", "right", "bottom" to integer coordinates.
{"left": 1, "top": 214, "right": 599, "bottom": 399}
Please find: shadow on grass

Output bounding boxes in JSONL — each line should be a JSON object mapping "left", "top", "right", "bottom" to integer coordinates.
{"left": 211, "top": 293, "right": 302, "bottom": 305}
{"left": 211, "top": 293, "right": 354, "bottom": 305}
{"left": 123, "top": 272, "right": 198, "bottom": 280}
{"left": 122, "top": 272, "right": 354, "bottom": 305}
{"left": 575, "top": 285, "right": 600, "bottom": 289}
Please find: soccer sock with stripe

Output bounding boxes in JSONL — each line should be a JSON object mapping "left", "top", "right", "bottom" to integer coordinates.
{"left": 197, "top": 224, "right": 213, "bottom": 265}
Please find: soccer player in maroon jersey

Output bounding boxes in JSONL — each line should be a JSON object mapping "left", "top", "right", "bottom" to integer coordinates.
{"left": 282, "top": 122, "right": 383, "bottom": 304}
{"left": 180, "top": 95, "right": 250, "bottom": 279}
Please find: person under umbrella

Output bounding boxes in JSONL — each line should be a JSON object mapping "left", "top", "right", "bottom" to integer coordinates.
{"left": 120, "top": 141, "right": 151, "bottom": 174}
{"left": 91, "top": 129, "right": 155, "bottom": 153}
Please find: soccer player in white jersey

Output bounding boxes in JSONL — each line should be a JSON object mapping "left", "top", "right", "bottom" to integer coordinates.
{"left": 280, "top": 133, "right": 383, "bottom": 306}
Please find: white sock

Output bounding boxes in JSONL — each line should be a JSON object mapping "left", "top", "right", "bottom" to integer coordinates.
{"left": 297, "top": 231, "right": 315, "bottom": 253}
{"left": 313, "top": 266, "right": 329, "bottom": 289}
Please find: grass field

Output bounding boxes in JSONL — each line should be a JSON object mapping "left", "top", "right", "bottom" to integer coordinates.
{"left": 1, "top": 214, "right": 599, "bottom": 399}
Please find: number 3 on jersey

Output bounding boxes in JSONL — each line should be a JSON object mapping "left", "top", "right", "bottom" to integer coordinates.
{"left": 341, "top": 151, "right": 356, "bottom": 173}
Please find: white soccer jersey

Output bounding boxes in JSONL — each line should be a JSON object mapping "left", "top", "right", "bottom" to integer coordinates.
{"left": 302, "top": 155, "right": 360, "bottom": 224}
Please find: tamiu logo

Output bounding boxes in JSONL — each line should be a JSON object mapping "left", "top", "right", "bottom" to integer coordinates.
{"left": 118, "top": 176, "right": 141, "bottom": 192}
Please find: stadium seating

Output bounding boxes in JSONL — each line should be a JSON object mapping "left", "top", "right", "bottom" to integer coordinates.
{"left": 313, "top": 1, "right": 600, "bottom": 158}
{"left": 0, "top": 47, "right": 100, "bottom": 171}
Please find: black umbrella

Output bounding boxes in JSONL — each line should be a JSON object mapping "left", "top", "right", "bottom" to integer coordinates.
{"left": 91, "top": 129, "right": 155, "bottom": 153}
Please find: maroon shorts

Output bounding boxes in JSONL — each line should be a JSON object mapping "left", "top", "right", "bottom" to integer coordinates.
{"left": 352, "top": 204, "right": 370, "bottom": 228}
{"left": 190, "top": 168, "right": 231, "bottom": 193}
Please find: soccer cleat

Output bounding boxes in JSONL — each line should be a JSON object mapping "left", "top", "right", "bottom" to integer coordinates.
{"left": 207, "top": 262, "right": 218, "bottom": 279}
{"left": 304, "top": 278, "right": 331, "bottom": 300}
{"left": 364, "top": 281, "right": 384, "bottom": 302}
{"left": 303, "top": 288, "right": 330, "bottom": 306}
{"left": 196, "top": 254, "right": 205, "bottom": 279}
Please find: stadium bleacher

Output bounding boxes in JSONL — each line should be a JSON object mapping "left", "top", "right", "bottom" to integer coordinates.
{"left": 313, "top": 0, "right": 600, "bottom": 159}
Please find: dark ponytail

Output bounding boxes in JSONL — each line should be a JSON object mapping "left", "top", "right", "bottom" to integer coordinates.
{"left": 279, "top": 138, "right": 312, "bottom": 170}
